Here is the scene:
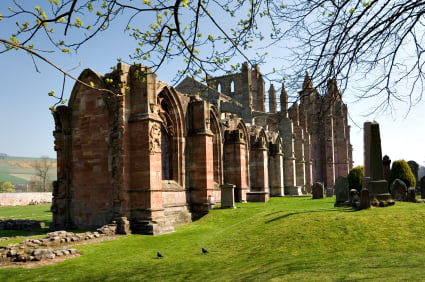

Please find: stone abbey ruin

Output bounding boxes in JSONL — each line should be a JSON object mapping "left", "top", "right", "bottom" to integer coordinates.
{"left": 51, "top": 62, "right": 353, "bottom": 235}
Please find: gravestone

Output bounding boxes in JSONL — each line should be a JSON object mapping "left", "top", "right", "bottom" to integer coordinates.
{"left": 421, "top": 176, "right": 425, "bottom": 199}
{"left": 390, "top": 179, "right": 407, "bottom": 201}
{"left": 311, "top": 182, "right": 324, "bottom": 199}
{"left": 407, "top": 187, "right": 416, "bottom": 203}
{"left": 350, "top": 189, "right": 359, "bottom": 204}
{"left": 359, "top": 189, "right": 370, "bottom": 209}
{"left": 382, "top": 155, "right": 391, "bottom": 182}
{"left": 363, "top": 121, "right": 393, "bottom": 206}
{"left": 221, "top": 183, "right": 236, "bottom": 209}
{"left": 326, "top": 188, "right": 334, "bottom": 198}
{"left": 334, "top": 176, "right": 350, "bottom": 207}
{"left": 408, "top": 160, "right": 419, "bottom": 192}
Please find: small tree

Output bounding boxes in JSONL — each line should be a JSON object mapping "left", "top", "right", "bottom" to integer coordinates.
{"left": 0, "top": 181, "right": 15, "bottom": 193}
{"left": 28, "top": 179, "right": 43, "bottom": 192}
{"left": 347, "top": 166, "right": 364, "bottom": 192}
{"left": 389, "top": 160, "right": 416, "bottom": 188}
{"left": 32, "top": 156, "right": 55, "bottom": 192}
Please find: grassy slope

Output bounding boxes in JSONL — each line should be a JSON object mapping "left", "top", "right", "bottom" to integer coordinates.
{"left": 0, "top": 157, "right": 56, "bottom": 184}
{"left": 1, "top": 198, "right": 425, "bottom": 281}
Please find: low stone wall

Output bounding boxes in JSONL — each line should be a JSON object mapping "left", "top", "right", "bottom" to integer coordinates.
{"left": 0, "top": 220, "right": 45, "bottom": 231}
{"left": 0, "top": 193, "right": 52, "bottom": 206}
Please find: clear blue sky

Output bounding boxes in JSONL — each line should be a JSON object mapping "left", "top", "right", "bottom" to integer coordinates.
{"left": 0, "top": 2, "right": 424, "bottom": 167}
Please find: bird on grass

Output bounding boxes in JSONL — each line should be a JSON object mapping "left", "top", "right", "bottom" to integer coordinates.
{"left": 201, "top": 248, "right": 208, "bottom": 254}
{"left": 157, "top": 251, "right": 163, "bottom": 258}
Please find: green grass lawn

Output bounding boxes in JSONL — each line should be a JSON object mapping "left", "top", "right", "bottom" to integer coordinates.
{"left": 1, "top": 198, "right": 425, "bottom": 281}
{"left": 0, "top": 204, "right": 51, "bottom": 238}
{"left": 0, "top": 204, "right": 51, "bottom": 221}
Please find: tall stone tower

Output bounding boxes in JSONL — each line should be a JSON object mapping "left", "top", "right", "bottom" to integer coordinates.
{"left": 206, "top": 62, "right": 266, "bottom": 119}
{"left": 280, "top": 83, "right": 288, "bottom": 113}
{"left": 298, "top": 75, "right": 352, "bottom": 187}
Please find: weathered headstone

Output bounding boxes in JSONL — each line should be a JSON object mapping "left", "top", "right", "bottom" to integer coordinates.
{"left": 311, "top": 182, "right": 324, "bottom": 199}
{"left": 363, "top": 121, "right": 394, "bottom": 206}
{"left": 421, "top": 176, "right": 425, "bottom": 199}
{"left": 221, "top": 183, "right": 236, "bottom": 209}
{"left": 408, "top": 160, "right": 419, "bottom": 192}
{"left": 208, "top": 195, "right": 216, "bottom": 209}
{"left": 390, "top": 179, "right": 407, "bottom": 201}
{"left": 334, "top": 176, "right": 350, "bottom": 207}
{"left": 382, "top": 155, "right": 391, "bottom": 182}
{"left": 359, "top": 189, "right": 370, "bottom": 209}
{"left": 407, "top": 187, "right": 416, "bottom": 203}
{"left": 350, "top": 189, "right": 359, "bottom": 204}
{"left": 326, "top": 188, "right": 334, "bottom": 198}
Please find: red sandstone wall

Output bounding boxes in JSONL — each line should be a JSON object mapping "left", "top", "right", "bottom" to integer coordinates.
{"left": 162, "top": 181, "right": 192, "bottom": 226}
{"left": 223, "top": 141, "right": 249, "bottom": 202}
{"left": 69, "top": 80, "right": 115, "bottom": 229}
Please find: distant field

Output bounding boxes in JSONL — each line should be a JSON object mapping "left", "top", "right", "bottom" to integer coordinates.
{"left": 0, "top": 172, "right": 28, "bottom": 183}
{"left": 0, "top": 156, "right": 56, "bottom": 184}
{"left": 9, "top": 173, "right": 34, "bottom": 181}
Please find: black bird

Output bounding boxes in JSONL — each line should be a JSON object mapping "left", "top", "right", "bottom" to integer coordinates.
{"left": 157, "top": 251, "right": 163, "bottom": 258}
{"left": 201, "top": 248, "right": 208, "bottom": 254}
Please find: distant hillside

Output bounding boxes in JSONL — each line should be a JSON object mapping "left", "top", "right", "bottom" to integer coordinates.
{"left": 0, "top": 155, "right": 57, "bottom": 184}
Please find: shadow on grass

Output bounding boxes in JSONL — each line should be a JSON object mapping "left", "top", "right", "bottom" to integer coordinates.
{"left": 0, "top": 227, "right": 50, "bottom": 239}
{"left": 265, "top": 206, "right": 357, "bottom": 223}
{"left": 0, "top": 219, "right": 51, "bottom": 239}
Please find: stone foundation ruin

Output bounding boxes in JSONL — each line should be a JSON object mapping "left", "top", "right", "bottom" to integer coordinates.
{"left": 0, "top": 227, "right": 118, "bottom": 265}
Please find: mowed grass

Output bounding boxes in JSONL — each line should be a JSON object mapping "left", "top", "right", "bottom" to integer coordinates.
{"left": 0, "top": 204, "right": 51, "bottom": 239}
{"left": 1, "top": 198, "right": 425, "bottom": 281}
{"left": 0, "top": 204, "right": 51, "bottom": 221}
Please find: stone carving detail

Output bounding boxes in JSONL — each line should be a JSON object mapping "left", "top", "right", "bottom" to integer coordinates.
{"left": 239, "top": 129, "right": 245, "bottom": 142}
{"left": 149, "top": 123, "right": 161, "bottom": 153}
{"left": 249, "top": 126, "right": 267, "bottom": 149}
